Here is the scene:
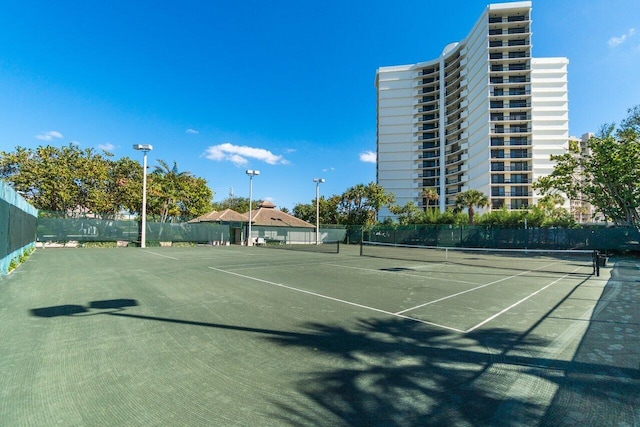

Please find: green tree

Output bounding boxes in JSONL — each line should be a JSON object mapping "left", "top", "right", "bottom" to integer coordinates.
{"left": 0, "top": 143, "right": 134, "bottom": 217}
{"left": 337, "top": 182, "right": 396, "bottom": 226}
{"left": 292, "top": 196, "right": 339, "bottom": 224}
{"left": 148, "top": 160, "right": 213, "bottom": 222}
{"left": 535, "top": 194, "right": 575, "bottom": 227}
{"left": 421, "top": 188, "right": 439, "bottom": 212}
{"left": 389, "top": 201, "right": 421, "bottom": 225}
{"left": 453, "top": 190, "right": 489, "bottom": 225}
{"left": 534, "top": 106, "right": 640, "bottom": 226}
{"left": 293, "top": 202, "right": 315, "bottom": 222}
{"left": 213, "top": 196, "right": 261, "bottom": 213}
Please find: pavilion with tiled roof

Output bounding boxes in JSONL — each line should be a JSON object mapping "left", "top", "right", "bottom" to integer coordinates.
{"left": 188, "top": 208, "right": 248, "bottom": 224}
{"left": 245, "top": 201, "right": 314, "bottom": 228}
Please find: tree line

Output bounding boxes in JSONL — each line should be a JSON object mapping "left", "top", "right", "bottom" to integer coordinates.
{"left": 0, "top": 144, "right": 212, "bottom": 221}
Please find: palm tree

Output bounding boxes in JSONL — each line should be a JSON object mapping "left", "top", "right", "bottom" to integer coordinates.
{"left": 150, "top": 160, "right": 193, "bottom": 222}
{"left": 454, "top": 190, "right": 489, "bottom": 225}
{"left": 421, "top": 188, "right": 439, "bottom": 212}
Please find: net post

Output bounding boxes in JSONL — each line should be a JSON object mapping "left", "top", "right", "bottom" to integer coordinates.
{"left": 594, "top": 250, "right": 600, "bottom": 277}
{"left": 360, "top": 241, "right": 363, "bottom": 256}
{"left": 336, "top": 240, "right": 340, "bottom": 254}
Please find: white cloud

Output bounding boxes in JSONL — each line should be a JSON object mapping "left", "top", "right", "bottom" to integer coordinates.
{"left": 98, "top": 143, "right": 115, "bottom": 151}
{"left": 204, "top": 143, "right": 288, "bottom": 166}
{"left": 322, "top": 167, "right": 335, "bottom": 173}
{"left": 186, "top": 129, "right": 199, "bottom": 134}
{"left": 36, "top": 131, "right": 64, "bottom": 141}
{"left": 359, "top": 151, "right": 377, "bottom": 163}
{"left": 609, "top": 28, "right": 636, "bottom": 47}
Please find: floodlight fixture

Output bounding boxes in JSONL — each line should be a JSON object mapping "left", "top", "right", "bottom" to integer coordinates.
{"left": 133, "top": 144, "right": 153, "bottom": 151}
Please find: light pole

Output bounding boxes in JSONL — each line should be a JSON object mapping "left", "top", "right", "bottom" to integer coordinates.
{"left": 246, "top": 169, "right": 260, "bottom": 246}
{"left": 133, "top": 144, "right": 153, "bottom": 248}
{"left": 313, "top": 178, "right": 325, "bottom": 244}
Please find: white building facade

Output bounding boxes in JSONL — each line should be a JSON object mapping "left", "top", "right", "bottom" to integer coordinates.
{"left": 376, "top": 1, "right": 569, "bottom": 220}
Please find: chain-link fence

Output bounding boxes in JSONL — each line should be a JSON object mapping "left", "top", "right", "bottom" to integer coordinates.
{"left": 358, "top": 224, "right": 640, "bottom": 252}
{"left": 1, "top": 181, "right": 38, "bottom": 274}
{"left": 36, "top": 214, "right": 348, "bottom": 246}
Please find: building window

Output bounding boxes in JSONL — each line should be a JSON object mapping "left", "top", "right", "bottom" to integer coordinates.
{"left": 511, "top": 199, "right": 529, "bottom": 209}
{"left": 508, "top": 63, "right": 527, "bottom": 71}
{"left": 511, "top": 149, "right": 528, "bottom": 158}
{"left": 508, "top": 51, "right": 527, "bottom": 59}
{"left": 510, "top": 136, "right": 528, "bottom": 145}
{"left": 508, "top": 27, "right": 527, "bottom": 34}
{"left": 508, "top": 39, "right": 527, "bottom": 46}
{"left": 509, "top": 112, "right": 528, "bottom": 120}
{"left": 509, "top": 100, "right": 528, "bottom": 108}
{"left": 509, "top": 75, "right": 527, "bottom": 83}
{"left": 511, "top": 162, "right": 529, "bottom": 171}
{"left": 511, "top": 174, "right": 529, "bottom": 183}
{"left": 492, "top": 187, "right": 506, "bottom": 196}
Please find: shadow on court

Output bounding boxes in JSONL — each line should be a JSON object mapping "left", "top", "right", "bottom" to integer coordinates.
{"left": 30, "top": 290, "right": 639, "bottom": 426}
{"left": 263, "top": 318, "right": 638, "bottom": 426}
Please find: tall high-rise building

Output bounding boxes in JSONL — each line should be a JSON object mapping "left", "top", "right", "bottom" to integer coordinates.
{"left": 375, "top": 1, "right": 569, "bottom": 220}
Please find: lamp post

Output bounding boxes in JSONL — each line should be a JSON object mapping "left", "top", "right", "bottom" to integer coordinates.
{"left": 246, "top": 169, "right": 260, "bottom": 246}
{"left": 313, "top": 178, "right": 325, "bottom": 244}
{"left": 133, "top": 144, "right": 153, "bottom": 248}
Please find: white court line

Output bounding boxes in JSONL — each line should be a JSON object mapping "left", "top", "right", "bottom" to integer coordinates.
{"left": 208, "top": 267, "right": 465, "bottom": 333}
{"left": 142, "top": 250, "right": 179, "bottom": 260}
{"left": 464, "top": 268, "right": 582, "bottom": 333}
{"left": 394, "top": 260, "right": 570, "bottom": 315}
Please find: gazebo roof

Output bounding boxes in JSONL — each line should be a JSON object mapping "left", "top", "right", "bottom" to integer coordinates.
{"left": 245, "top": 201, "right": 314, "bottom": 228}
{"left": 188, "top": 208, "right": 248, "bottom": 223}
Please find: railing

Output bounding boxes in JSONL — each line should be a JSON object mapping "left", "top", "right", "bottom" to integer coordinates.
{"left": 491, "top": 191, "right": 532, "bottom": 197}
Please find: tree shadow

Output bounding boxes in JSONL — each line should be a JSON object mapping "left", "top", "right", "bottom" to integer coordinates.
{"left": 264, "top": 316, "right": 640, "bottom": 426}
{"left": 264, "top": 318, "right": 553, "bottom": 426}
{"left": 29, "top": 293, "right": 639, "bottom": 426}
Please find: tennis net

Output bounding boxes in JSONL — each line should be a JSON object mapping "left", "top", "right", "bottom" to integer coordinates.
{"left": 260, "top": 240, "right": 340, "bottom": 254}
{"left": 360, "top": 241, "right": 599, "bottom": 276}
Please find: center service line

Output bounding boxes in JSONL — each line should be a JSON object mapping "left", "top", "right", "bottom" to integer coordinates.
{"left": 208, "top": 267, "right": 465, "bottom": 333}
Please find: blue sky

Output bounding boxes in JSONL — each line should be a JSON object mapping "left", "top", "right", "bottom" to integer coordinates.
{"left": 1, "top": 0, "right": 639, "bottom": 210}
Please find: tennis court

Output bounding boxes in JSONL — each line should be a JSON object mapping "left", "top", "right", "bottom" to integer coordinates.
{"left": 1, "top": 244, "right": 638, "bottom": 426}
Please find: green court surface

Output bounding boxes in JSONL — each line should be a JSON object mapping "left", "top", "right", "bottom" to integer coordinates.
{"left": 0, "top": 245, "right": 638, "bottom": 426}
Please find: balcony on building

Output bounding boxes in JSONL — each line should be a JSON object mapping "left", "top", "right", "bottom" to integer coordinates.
{"left": 490, "top": 149, "right": 531, "bottom": 159}
{"left": 491, "top": 161, "right": 531, "bottom": 172}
